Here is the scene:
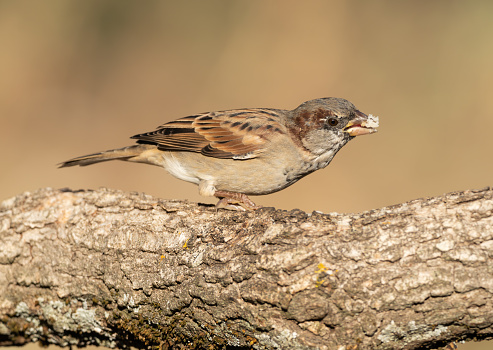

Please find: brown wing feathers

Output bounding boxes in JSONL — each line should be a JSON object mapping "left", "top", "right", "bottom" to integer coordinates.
{"left": 132, "top": 128, "right": 208, "bottom": 151}
{"left": 131, "top": 110, "right": 287, "bottom": 160}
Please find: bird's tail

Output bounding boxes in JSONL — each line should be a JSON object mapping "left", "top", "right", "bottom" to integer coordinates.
{"left": 59, "top": 144, "right": 157, "bottom": 168}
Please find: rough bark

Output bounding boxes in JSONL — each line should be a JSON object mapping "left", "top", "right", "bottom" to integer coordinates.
{"left": 0, "top": 187, "right": 492, "bottom": 350}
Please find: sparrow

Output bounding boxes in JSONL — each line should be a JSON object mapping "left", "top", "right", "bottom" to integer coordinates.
{"left": 60, "top": 97, "right": 379, "bottom": 210}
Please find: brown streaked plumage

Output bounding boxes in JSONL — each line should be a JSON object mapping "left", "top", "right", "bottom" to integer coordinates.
{"left": 132, "top": 108, "right": 286, "bottom": 160}
{"left": 60, "top": 97, "right": 379, "bottom": 210}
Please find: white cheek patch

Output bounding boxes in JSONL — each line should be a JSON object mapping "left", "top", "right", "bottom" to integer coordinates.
{"left": 303, "top": 129, "right": 343, "bottom": 155}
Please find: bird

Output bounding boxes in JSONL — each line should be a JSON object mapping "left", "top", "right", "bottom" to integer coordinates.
{"left": 60, "top": 97, "right": 379, "bottom": 210}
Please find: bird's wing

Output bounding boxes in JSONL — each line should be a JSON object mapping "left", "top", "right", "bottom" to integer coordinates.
{"left": 131, "top": 108, "right": 288, "bottom": 159}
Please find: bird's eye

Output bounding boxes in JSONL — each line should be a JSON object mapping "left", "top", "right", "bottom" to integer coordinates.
{"left": 327, "top": 117, "right": 339, "bottom": 126}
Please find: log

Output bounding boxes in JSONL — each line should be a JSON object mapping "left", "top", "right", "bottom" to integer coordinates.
{"left": 0, "top": 187, "right": 492, "bottom": 349}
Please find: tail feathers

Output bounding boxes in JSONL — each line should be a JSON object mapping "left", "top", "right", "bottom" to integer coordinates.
{"left": 59, "top": 145, "right": 154, "bottom": 168}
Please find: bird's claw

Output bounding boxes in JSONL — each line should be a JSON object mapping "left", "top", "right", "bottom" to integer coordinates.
{"left": 214, "top": 191, "right": 261, "bottom": 211}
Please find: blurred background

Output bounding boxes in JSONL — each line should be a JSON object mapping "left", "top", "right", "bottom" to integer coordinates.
{"left": 1, "top": 1, "right": 492, "bottom": 349}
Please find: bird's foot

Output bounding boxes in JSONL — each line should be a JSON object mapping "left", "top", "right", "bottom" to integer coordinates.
{"left": 214, "top": 191, "right": 261, "bottom": 211}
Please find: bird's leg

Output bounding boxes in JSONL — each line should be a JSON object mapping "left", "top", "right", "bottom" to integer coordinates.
{"left": 214, "top": 190, "right": 261, "bottom": 211}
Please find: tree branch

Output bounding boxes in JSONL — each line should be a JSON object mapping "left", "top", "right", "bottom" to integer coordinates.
{"left": 1, "top": 187, "right": 492, "bottom": 349}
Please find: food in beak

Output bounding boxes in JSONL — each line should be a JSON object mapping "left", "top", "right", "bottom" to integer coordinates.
{"left": 344, "top": 114, "right": 379, "bottom": 136}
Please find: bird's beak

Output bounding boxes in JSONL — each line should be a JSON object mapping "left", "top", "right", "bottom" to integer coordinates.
{"left": 343, "top": 111, "right": 379, "bottom": 136}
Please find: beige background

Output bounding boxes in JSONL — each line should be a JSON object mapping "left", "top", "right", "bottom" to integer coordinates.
{"left": 1, "top": 1, "right": 492, "bottom": 349}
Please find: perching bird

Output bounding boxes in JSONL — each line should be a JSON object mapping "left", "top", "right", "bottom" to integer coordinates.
{"left": 60, "top": 97, "right": 379, "bottom": 210}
